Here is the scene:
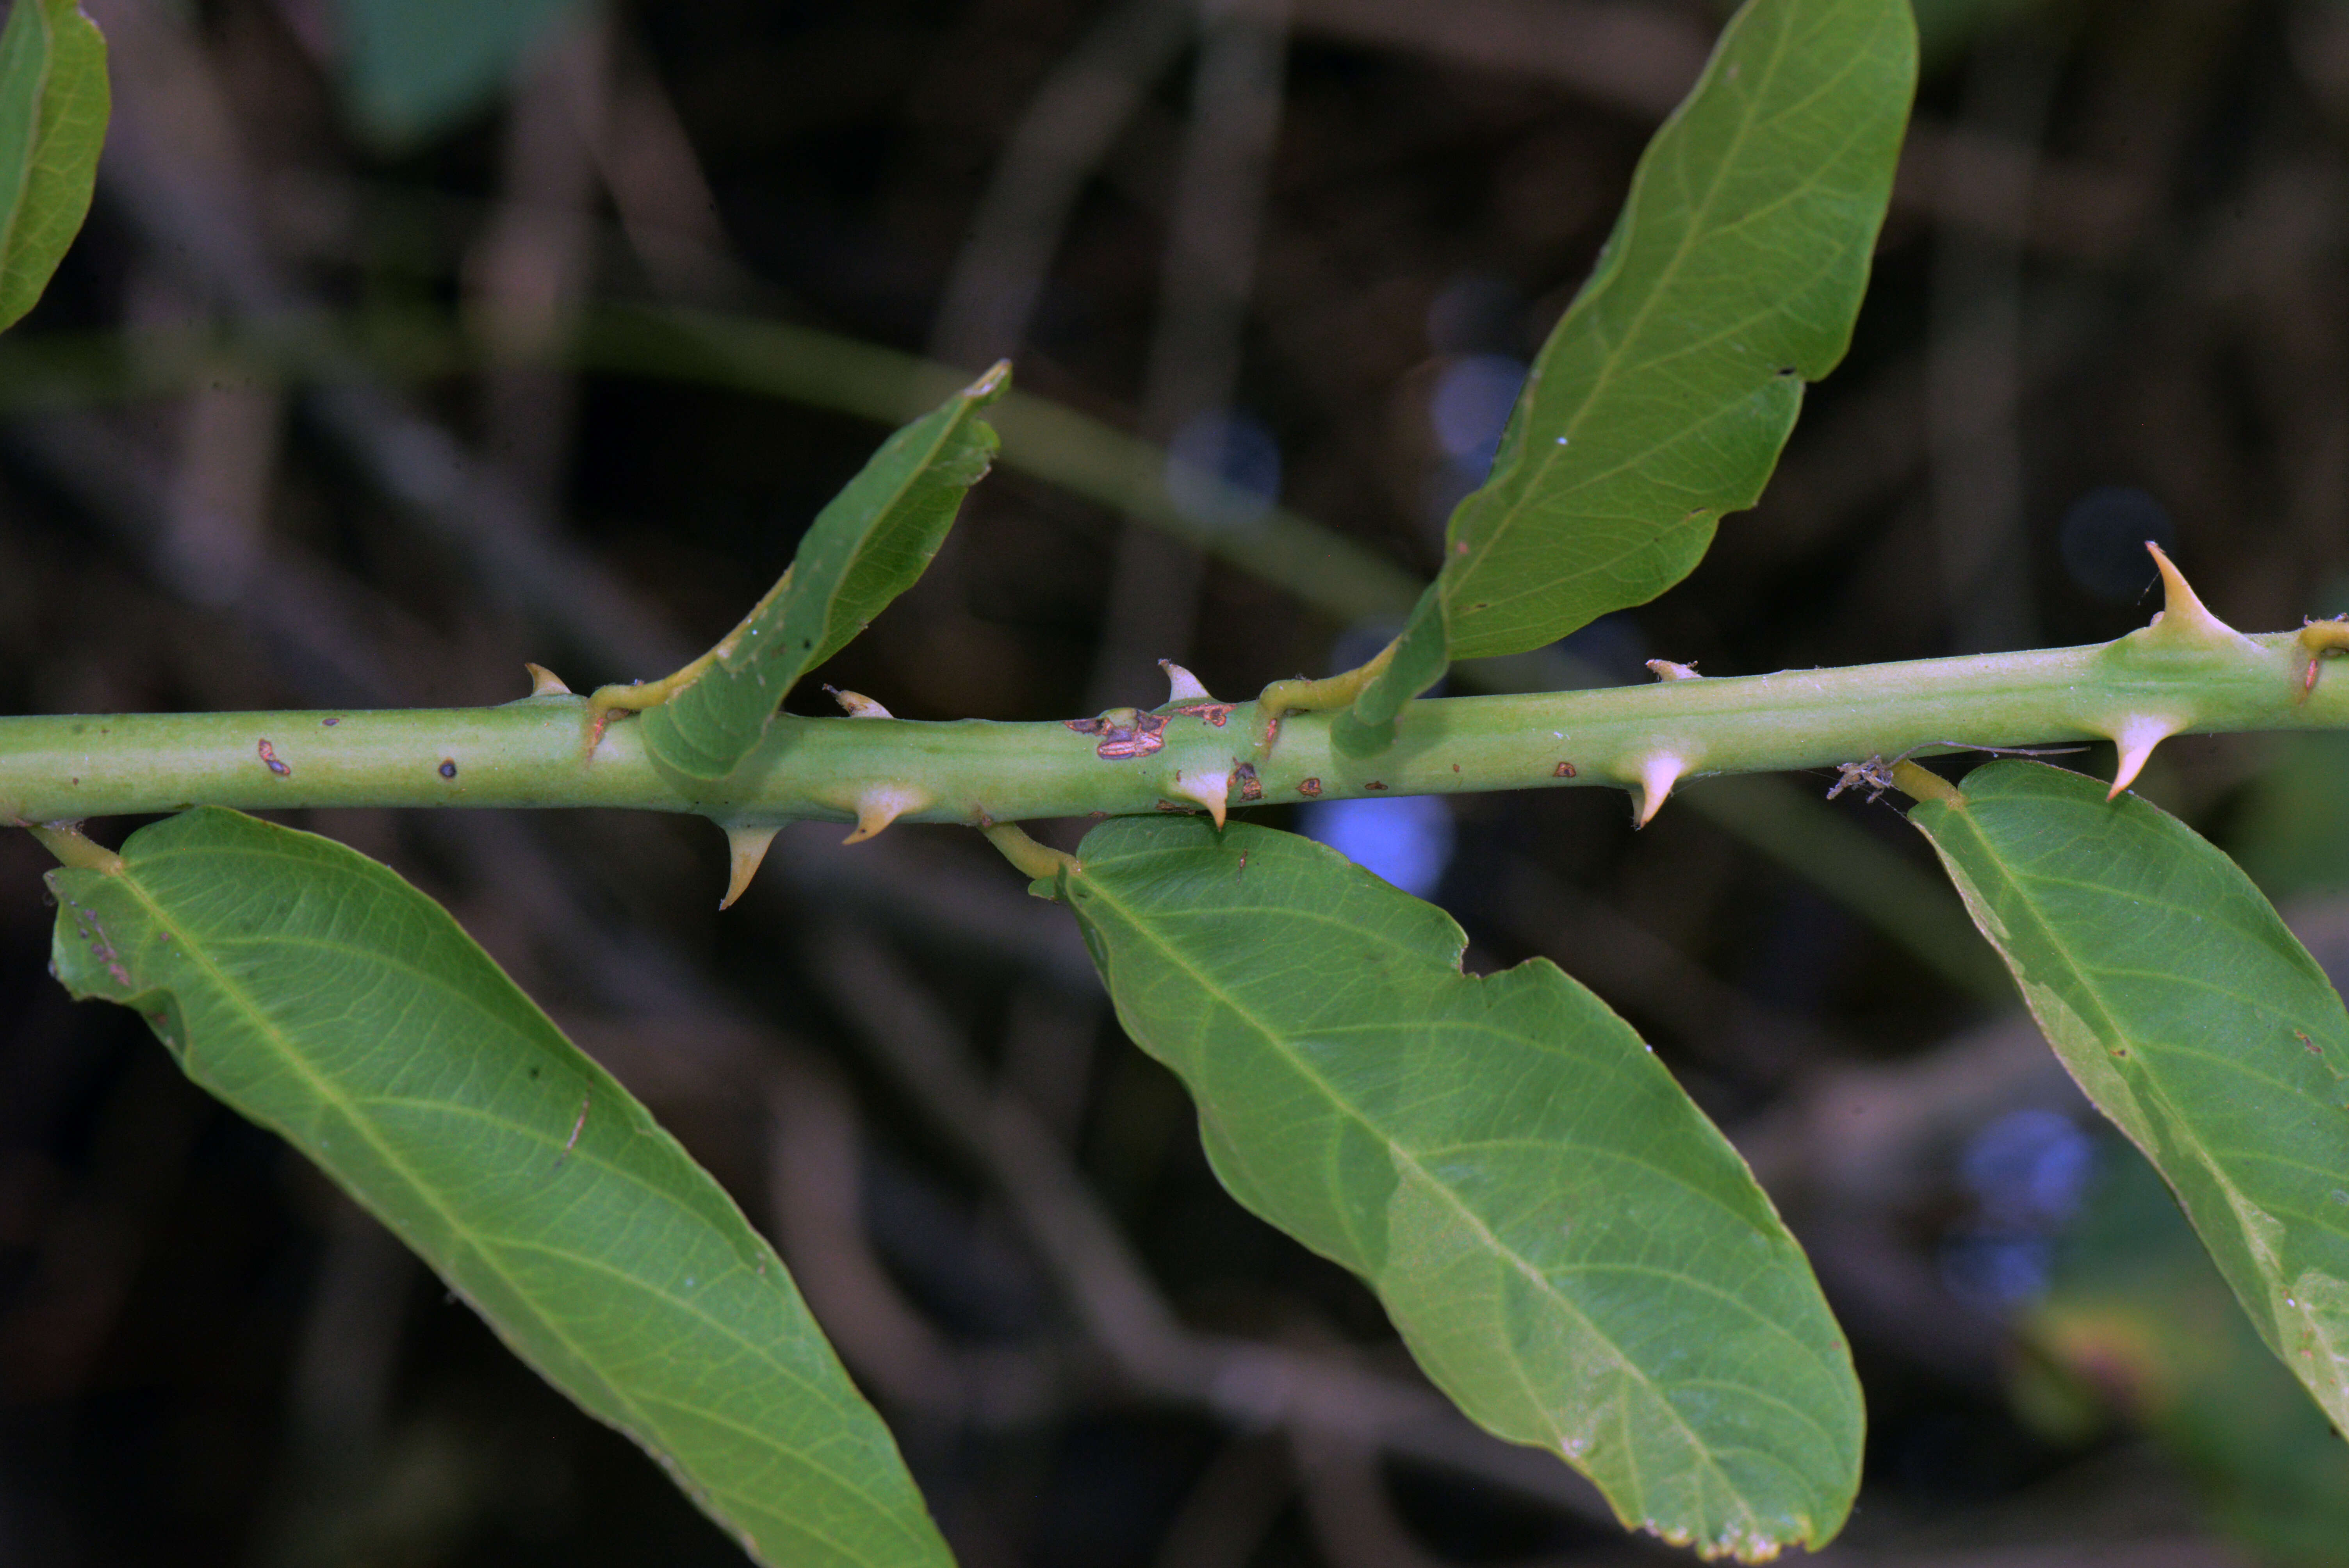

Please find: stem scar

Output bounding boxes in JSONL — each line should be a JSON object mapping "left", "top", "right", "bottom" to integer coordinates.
{"left": 257, "top": 739, "right": 291, "bottom": 777}
{"left": 1554, "top": 761, "right": 1577, "bottom": 777}
{"left": 1297, "top": 777, "right": 1322, "bottom": 796}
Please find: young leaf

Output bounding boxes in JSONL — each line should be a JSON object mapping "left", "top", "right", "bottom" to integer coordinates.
{"left": 1351, "top": 0, "right": 1914, "bottom": 728}
{"left": 46, "top": 807, "right": 952, "bottom": 1568}
{"left": 1907, "top": 761, "right": 2349, "bottom": 1433}
{"left": 609, "top": 362, "right": 1007, "bottom": 780}
{"left": 1058, "top": 817, "right": 1862, "bottom": 1561}
{"left": 0, "top": 0, "right": 107, "bottom": 333}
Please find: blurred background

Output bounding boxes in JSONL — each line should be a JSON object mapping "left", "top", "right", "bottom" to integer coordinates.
{"left": 3, "top": 0, "right": 2349, "bottom": 1562}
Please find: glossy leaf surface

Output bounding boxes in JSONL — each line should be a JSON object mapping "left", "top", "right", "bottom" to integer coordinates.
{"left": 48, "top": 808, "right": 952, "bottom": 1568}
{"left": 1909, "top": 762, "right": 2349, "bottom": 1432}
{"left": 1353, "top": 0, "right": 1914, "bottom": 726}
{"left": 1060, "top": 816, "right": 1861, "bottom": 1561}
{"left": 639, "top": 363, "right": 1006, "bottom": 779}
{"left": 0, "top": 0, "right": 106, "bottom": 333}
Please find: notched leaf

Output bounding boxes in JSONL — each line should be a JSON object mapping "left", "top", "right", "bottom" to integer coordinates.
{"left": 1351, "top": 0, "right": 1917, "bottom": 727}
{"left": 1060, "top": 816, "right": 1862, "bottom": 1556}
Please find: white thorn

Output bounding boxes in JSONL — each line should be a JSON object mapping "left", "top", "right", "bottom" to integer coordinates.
{"left": 824, "top": 685, "right": 892, "bottom": 719}
{"left": 524, "top": 663, "right": 572, "bottom": 697}
{"left": 842, "top": 785, "right": 930, "bottom": 845}
{"left": 2106, "top": 715, "right": 2180, "bottom": 800}
{"left": 1645, "top": 659, "right": 1702, "bottom": 682}
{"left": 1159, "top": 660, "right": 1215, "bottom": 704}
{"left": 2142, "top": 542, "right": 2246, "bottom": 647}
{"left": 719, "top": 823, "right": 781, "bottom": 909}
{"left": 1630, "top": 754, "right": 1684, "bottom": 829}
{"left": 1169, "top": 767, "right": 1231, "bottom": 829}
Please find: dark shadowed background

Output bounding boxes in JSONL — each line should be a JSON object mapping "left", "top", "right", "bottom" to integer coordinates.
{"left": 3, "top": 0, "right": 2348, "bottom": 1563}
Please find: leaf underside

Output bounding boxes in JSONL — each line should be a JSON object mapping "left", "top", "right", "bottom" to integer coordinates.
{"left": 639, "top": 365, "right": 1006, "bottom": 779}
{"left": 48, "top": 808, "right": 952, "bottom": 1568}
{"left": 1061, "top": 817, "right": 1862, "bottom": 1561}
{"left": 1353, "top": 0, "right": 1915, "bottom": 728}
{"left": 0, "top": 0, "right": 108, "bottom": 334}
{"left": 1909, "top": 762, "right": 2349, "bottom": 1433}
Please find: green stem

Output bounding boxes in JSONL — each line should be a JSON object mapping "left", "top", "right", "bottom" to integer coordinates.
{"left": 2, "top": 627, "right": 2340, "bottom": 830}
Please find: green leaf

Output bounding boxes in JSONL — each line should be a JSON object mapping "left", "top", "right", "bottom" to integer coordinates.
{"left": 2023, "top": 1143, "right": 2349, "bottom": 1568}
{"left": 332, "top": 0, "right": 585, "bottom": 146}
{"left": 1907, "top": 761, "right": 2349, "bottom": 1434}
{"left": 1352, "top": 0, "right": 1914, "bottom": 727}
{"left": 0, "top": 0, "right": 107, "bottom": 334}
{"left": 628, "top": 363, "right": 1007, "bottom": 780}
{"left": 47, "top": 807, "right": 952, "bottom": 1568}
{"left": 1059, "top": 816, "right": 1862, "bottom": 1561}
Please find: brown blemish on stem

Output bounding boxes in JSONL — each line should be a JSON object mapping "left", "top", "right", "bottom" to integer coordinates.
{"left": 257, "top": 739, "right": 291, "bottom": 777}
{"left": 1167, "top": 701, "right": 1235, "bottom": 728}
{"left": 1067, "top": 708, "right": 1168, "bottom": 759}
{"left": 1297, "top": 777, "right": 1322, "bottom": 796}
{"left": 1364, "top": 780, "right": 1387, "bottom": 791}
{"left": 1235, "top": 762, "right": 1262, "bottom": 802}
{"left": 1554, "top": 761, "right": 1577, "bottom": 777}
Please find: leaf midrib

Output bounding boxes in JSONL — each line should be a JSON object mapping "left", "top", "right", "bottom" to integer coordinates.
{"left": 0, "top": 2, "right": 54, "bottom": 269}
{"left": 105, "top": 841, "right": 925, "bottom": 1564}
{"left": 1931, "top": 798, "right": 2349, "bottom": 1408}
{"left": 1078, "top": 861, "right": 1817, "bottom": 1536}
{"left": 1444, "top": 3, "right": 1852, "bottom": 606}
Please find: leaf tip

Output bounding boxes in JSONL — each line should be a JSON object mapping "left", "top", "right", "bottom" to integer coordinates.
{"left": 718, "top": 823, "right": 781, "bottom": 909}
{"left": 965, "top": 360, "right": 1013, "bottom": 399}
